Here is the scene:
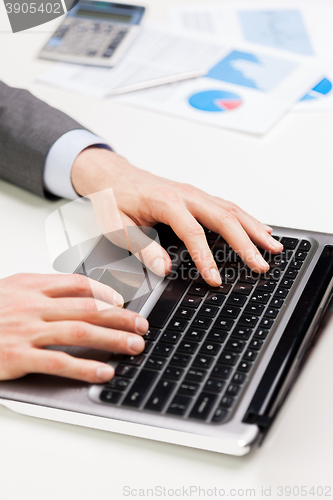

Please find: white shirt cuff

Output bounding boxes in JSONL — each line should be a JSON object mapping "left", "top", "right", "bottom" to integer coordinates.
{"left": 44, "top": 129, "right": 111, "bottom": 199}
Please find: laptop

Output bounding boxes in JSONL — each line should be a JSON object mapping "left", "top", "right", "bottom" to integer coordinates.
{"left": 0, "top": 222, "right": 332, "bottom": 456}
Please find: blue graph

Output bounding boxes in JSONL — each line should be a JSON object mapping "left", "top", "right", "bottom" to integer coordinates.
{"left": 206, "top": 50, "right": 297, "bottom": 92}
{"left": 239, "top": 10, "right": 314, "bottom": 55}
{"left": 300, "top": 78, "right": 332, "bottom": 101}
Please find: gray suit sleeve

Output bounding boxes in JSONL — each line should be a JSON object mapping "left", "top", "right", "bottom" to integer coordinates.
{"left": 0, "top": 80, "right": 86, "bottom": 198}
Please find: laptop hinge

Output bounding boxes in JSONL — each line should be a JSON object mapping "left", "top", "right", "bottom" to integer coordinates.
{"left": 243, "top": 245, "right": 333, "bottom": 435}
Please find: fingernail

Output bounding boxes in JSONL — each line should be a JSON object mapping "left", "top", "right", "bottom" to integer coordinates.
{"left": 127, "top": 335, "right": 145, "bottom": 354}
{"left": 262, "top": 224, "right": 273, "bottom": 233}
{"left": 113, "top": 291, "right": 124, "bottom": 307}
{"left": 135, "top": 316, "right": 149, "bottom": 334}
{"left": 210, "top": 268, "right": 222, "bottom": 285}
{"left": 96, "top": 365, "right": 114, "bottom": 381}
{"left": 256, "top": 253, "right": 269, "bottom": 270}
{"left": 152, "top": 257, "right": 167, "bottom": 276}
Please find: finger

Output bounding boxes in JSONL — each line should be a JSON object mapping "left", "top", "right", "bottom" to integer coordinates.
{"left": 43, "top": 303, "right": 149, "bottom": 334}
{"left": 188, "top": 199, "right": 270, "bottom": 274}
{"left": 24, "top": 349, "right": 116, "bottom": 383}
{"left": 210, "top": 199, "right": 282, "bottom": 254}
{"left": 120, "top": 214, "right": 172, "bottom": 277}
{"left": 34, "top": 321, "right": 145, "bottom": 355}
{"left": 43, "top": 297, "right": 120, "bottom": 315}
{"left": 41, "top": 273, "right": 124, "bottom": 306}
{"left": 162, "top": 204, "right": 221, "bottom": 286}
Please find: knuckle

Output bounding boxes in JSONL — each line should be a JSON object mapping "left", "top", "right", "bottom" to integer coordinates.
{"left": 71, "top": 274, "right": 90, "bottom": 295}
{"left": 186, "top": 222, "right": 205, "bottom": 238}
{"left": 45, "top": 355, "right": 65, "bottom": 374}
{"left": 178, "top": 183, "right": 197, "bottom": 197}
{"left": 220, "top": 210, "right": 238, "bottom": 225}
{"left": 71, "top": 322, "right": 90, "bottom": 342}
{"left": 156, "top": 187, "right": 180, "bottom": 205}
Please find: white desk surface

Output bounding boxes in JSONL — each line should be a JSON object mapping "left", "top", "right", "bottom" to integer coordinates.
{"left": 1, "top": 1, "right": 333, "bottom": 498}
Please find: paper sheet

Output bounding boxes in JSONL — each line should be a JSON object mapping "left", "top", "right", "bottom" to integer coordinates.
{"left": 170, "top": 0, "right": 333, "bottom": 112}
{"left": 37, "top": 24, "right": 227, "bottom": 98}
{"left": 116, "top": 46, "right": 325, "bottom": 135}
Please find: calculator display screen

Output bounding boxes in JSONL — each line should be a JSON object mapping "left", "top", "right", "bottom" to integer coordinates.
{"left": 75, "top": 9, "right": 132, "bottom": 22}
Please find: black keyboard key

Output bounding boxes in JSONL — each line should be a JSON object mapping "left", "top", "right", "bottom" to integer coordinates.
{"left": 181, "top": 294, "right": 202, "bottom": 308}
{"left": 269, "top": 297, "right": 284, "bottom": 308}
{"left": 225, "top": 339, "right": 246, "bottom": 353}
{"left": 218, "top": 351, "right": 239, "bottom": 366}
{"left": 254, "top": 328, "right": 269, "bottom": 339}
{"left": 184, "top": 328, "right": 205, "bottom": 342}
{"left": 145, "top": 356, "right": 167, "bottom": 371}
{"left": 211, "top": 364, "right": 231, "bottom": 379}
{"left": 239, "top": 269, "right": 258, "bottom": 284}
{"left": 115, "top": 364, "right": 138, "bottom": 378}
{"left": 122, "top": 353, "right": 146, "bottom": 366}
{"left": 249, "top": 339, "right": 264, "bottom": 350}
{"left": 250, "top": 291, "right": 270, "bottom": 304}
{"left": 257, "top": 281, "right": 276, "bottom": 293}
{"left": 219, "top": 395, "right": 234, "bottom": 408}
{"left": 160, "top": 330, "right": 180, "bottom": 344}
{"left": 204, "top": 378, "right": 225, "bottom": 393}
{"left": 145, "top": 379, "right": 175, "bottom": 412}
{"left": 192, "top": 355, "right": 214, "bottom": 369}
{"left": 280, "top": 237, "right": 299, "bottom": 249}
{"left": 175, "top": 307, "right": 195, "bottom": 320}
{"left": 259, "top": 318, "right": 274, "bottom": 329}
{"left": 163, "top": 366, "right": 184, "bottom": 381}
{"left": 294, "top": 250, "right": 307, "bottom": 261}
{"left": 244, "top": 303, "right": 265, "bottom": 316}
{"left": 185, "top": 368, "right": 207, "bottom": 382}
{"left": 198, "top": 305, "right": 219, "bottom": 318}
{"left": 178, "top": 340, "right": 198, "bottom": 355}
{"left": 153, "top": 344, "right": 174, "bottom": 357}
{"left": 238, "top": 315, "right": 258, "bottom": 328}
{"left": 170, "top": 353, "right": 191, "bottom": 367}
{"left": 226, "top": 293, "right": 247, "bottom": 307}
{"left": 147, "top": 276, "right": 189, "bottom": 328}
{"left": 226, "top": 383, "right": 240, "bottom": 396}
{"left": 289, "top": 260, "right": 303, "bottom": 270}
{"left": 122, "top": 369, "right": 157, "bottom": 407}
{"left": 212, "top": 407, "right": 229, "bottom": 422}
{"left": 179, "top": 381, "right": 199, "bottom": 396}
{"left": 284, "top": 269, "right": 298, "bottom": 280}
{"left": 238, "top": 360, "right": 253, "bottom": 372}
{"left": 167, "top": 394, "right": 191, "bottom": 416}
{"left": 233, "top": 282, "right": 254, "bottom": 295}
{"left": 220, "top": 306, "right": 241, "bottom": 319}
{"left": 188, "top": 284, "right": 208, "bottom": 296}
{"left": 100, "top": 390, "right": 121, "bottom": 404}
{"left": 220, "top": 267, "right": 237, "bottom": 283}
{"left": 299, "top": 240, "right": 311, "bottom": 252}
{"left": 204, "top": 293, "right": 225, "bottom": 306}
{"left": 191, "top": 316, "right": 212, "bottom": 329}
{"left": 213, "top": 283, "right": 232, "bottom": 294}
{"left": 280, "top": 278, "right": 294, "bottom": 289}
{"left": 168, "top": 318, "right": 189, "bottom": 332}
{"left": 232, "top": 372, "right": 247, "bottom": 385}
{"left": 106, "top": 378, "right": 130, "bottom": 391}
{"left": 243, "top": 349, "right": 258, "bottom": 362}
{"left": 206, "top": 329, "right": 228, "bottom": 343}
{"left": 144, "top": 328, "right": 160, "bottom": 341}
{"left": 265, "top": 268, "right": 284, "bottom": 281}
{"left": 231, "top": 327, "right": 252, "bottom": 340}
{"left": 275, "top": 288, "right": 289, "bottom": 298}
{"left": 190, "top": 392, "right": 217, "bottom": 420}
{"left": 264, "top": 307, "right": 279, "bottom": 318}
{"left": 213, "top": 318, "right": 234, "bottom": 330}
{"left": 143, "top": 341, "right": 153, "bottom": 354}
{"left": 199, "top": 342, "right": 221, "bottom": 356}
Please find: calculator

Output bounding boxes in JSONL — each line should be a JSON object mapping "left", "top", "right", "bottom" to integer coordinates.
{"left": 39, "top": 1, "right": 145, "bottom": 67}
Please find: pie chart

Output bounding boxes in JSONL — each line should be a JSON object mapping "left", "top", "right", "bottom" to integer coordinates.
{"left": 189, "top": 90, "right": 242, "bottom": 112}
{"left": 300, "top": 77, "right": 332, "bottom": 101}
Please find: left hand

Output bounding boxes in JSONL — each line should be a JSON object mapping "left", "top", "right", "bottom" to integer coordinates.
{"left": 71, "top": 148, "right": 283, "bottom": 287}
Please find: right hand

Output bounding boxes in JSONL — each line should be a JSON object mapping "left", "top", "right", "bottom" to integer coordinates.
{"left": 0, "top": 273, "right": 148, "bottom": 382}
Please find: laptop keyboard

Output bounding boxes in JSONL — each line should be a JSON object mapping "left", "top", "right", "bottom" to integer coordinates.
{"left": 100, "top": 232, "right": 312, "bottom": 423}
